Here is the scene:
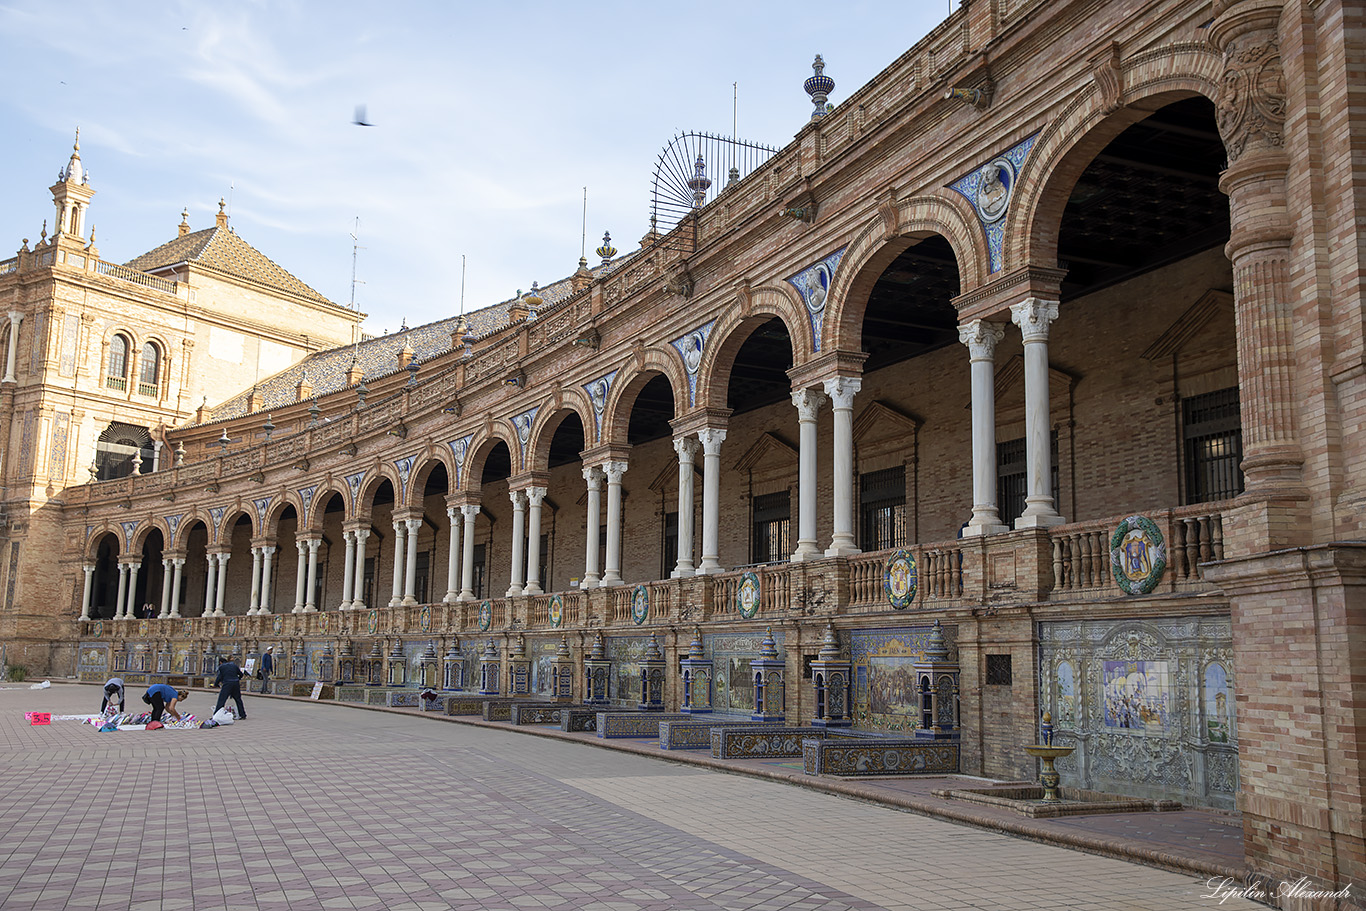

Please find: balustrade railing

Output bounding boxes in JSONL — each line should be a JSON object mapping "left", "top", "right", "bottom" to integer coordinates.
{"left": 1049, "top": 501, "right": 1229, "bottom": 596}
{"left": 848, "top": 542, "right": 964, "bottom": 611}
{"left": 94, "top": 259, "right": 177, "bottom": 294}
{"left": 0, "top": 258, "right": 17, "bottom": 276}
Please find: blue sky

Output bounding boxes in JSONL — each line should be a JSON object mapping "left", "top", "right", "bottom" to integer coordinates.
{"left": 0, "top": 2, "right": 954, "bottom": 337}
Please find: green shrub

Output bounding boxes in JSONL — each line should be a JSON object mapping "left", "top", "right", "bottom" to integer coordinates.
{"left": 7, "top": 666, "right": 27, "bottom": 682}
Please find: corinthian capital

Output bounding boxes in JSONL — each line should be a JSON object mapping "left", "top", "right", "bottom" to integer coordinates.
{"left": 1010, "top": 299, "right": 1060, "bottom": 343}
{"left": 958, "top": 320, "right": 1005, "bottom": 360}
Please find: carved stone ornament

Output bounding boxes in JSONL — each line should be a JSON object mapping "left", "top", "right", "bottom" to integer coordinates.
{"left": 877, "top": 187, "right": 899, "bottom": 241}
{"left": 1216, "top": 36, "right": 1286, "bottom": 162}
{"left": 1090, "top": 42, "right": 1124, "bottom": 114}
{"left": 664, "top": 259, "right": 694, "bottom": 299}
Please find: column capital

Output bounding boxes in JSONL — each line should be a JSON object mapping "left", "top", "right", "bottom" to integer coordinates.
{"left": 602, "top": 461, "right": 628, "bottom": 483}
{"left": 509, "top": 488, "right": 528, "bottom": 508}
{"left": 306, "top": 538, "right": 321, "bottom": 553}
{"left": 958, "top": 319, "right": 1006, "bottom": 360}
{"left": 672, "top": 436, "right": 700, "bottom": 463}
{"left": 822, "top": 376, "right": 861, "bottom": 409}
{"left": 405, "top": 516, "right": 423, "bottom": 532}
{"left": 791, "top": 387, "right": 828, "bottom": 421}
{"left": 697, "top": 427, "right": 727, "bottom": 453}
{"left": 83, "top": 563, "right": 96, "bottom": 573}
{"left": 392, "top": 519, "right": 406, "bottom": 532}
{"left": 582, "top": 464, "right": 604, "bottom": 487}
{"left": 7, "top": 311, "right": 23, "bottom": 325}
{"left": 1010, "top": 298, "right": 1059, "bottom": 342}
{"left": 353, "top": 528, "right": 370, "bottom": 542}
{"left": 446, "top": 505, "right": 459, "bottom": 521}
{"left": 172, "top": 557, "right": 186, "bottom": 567}
{"left": 525, "top": 486, "right": 548, "bottom": 507}
{"left": 460, "top": 503, "right": 481, "bottom": 520}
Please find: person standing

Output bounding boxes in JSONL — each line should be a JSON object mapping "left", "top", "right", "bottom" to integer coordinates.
{"left": 101, "top": 677, "right": 125, "bottom": 713}
{"left": 141, "top": 684, "right": 186, "bottom": 723}
{"left": 260, "top": 646, "right": 275, "bottom": 692}
{"left": 214, "top": 656, "right": 248, "bottom": 720}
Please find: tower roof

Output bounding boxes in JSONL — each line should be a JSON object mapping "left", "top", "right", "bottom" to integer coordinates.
{"left": 125, "top": 226, "right": 337, "bottom": 308}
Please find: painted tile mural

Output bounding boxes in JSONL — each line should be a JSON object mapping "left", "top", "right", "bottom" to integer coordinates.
{"left": 849, "top": 626, "right": 955, "bottom": 734}
{"left": 605, "top": 636, "right": 652, "bottom": 706}
{"left": 702, "top": 631, "right": 785, "bottom": 715}
{"left": 1038, "top": 615, "right": 1237, "bottom": 810}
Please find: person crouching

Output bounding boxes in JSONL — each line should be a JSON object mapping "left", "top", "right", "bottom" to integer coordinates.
{"left": 142, "top": 684, "right": 186, "bottom": 723}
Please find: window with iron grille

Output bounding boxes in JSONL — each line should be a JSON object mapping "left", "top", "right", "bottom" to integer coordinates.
{"left": 661, "top": 510, "right": 678, "bottom": 578}
{"left": 1183, "top": 387, "right": 1243, "bottom": 503}
{"left": 751, "top": 491, "right": 790, "bottom": 564}
{"left": 985, "top": 654, "right": 1012, "bottom": 686}
{"left": 997, "top": 431, "right": 1059, "bottom": 527}
{"left": 859, "top": 466, "right": 906, "bottom": 551}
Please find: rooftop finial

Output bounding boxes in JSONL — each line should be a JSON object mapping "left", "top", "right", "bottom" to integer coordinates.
{"left": 687, "top": 155, "right": 711, "bottom": 208}
{"left": 596, "top": 231, "right": 617, "bottom": 265}
{"left": 216, "top": 197, "right": 228, "bottom": 229}
{"left": 178, "top": 207, "right": 190, "bottom": 237}
{"left": 805, "top": 54, "right": 835, "bottom": 121}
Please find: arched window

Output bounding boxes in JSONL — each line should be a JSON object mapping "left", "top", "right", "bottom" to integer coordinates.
{"left": 138, "top": 341, "right": 161, "bottom": 396}
{"left": 107, "top": 334, "right": 129, "bottom": 391}
{"left": 94, "top": 421, "right": 153, "bottom": 480}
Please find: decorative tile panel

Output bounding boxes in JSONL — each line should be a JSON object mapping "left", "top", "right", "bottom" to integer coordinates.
{"left": 1037, "top": 614, "right": 1237, "bottom": 809}
{"left": 948, "top": 133, "right": 1038, "bottom": 273}
{"left": 785, "top": 247, "right": 845, "bottom": 352}
{"left": 670, "top": 321, "right": 716, "bottom": 407}
{"left": 582, "top": 371, "right": 618, "bottom": 439}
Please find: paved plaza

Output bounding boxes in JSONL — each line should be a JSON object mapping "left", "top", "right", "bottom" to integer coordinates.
{"left": 1, "top": 684, "right": 1260, "bottom": 911}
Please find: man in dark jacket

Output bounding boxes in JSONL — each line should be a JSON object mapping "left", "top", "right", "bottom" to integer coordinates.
{"left": 260, "top": 646, "right": 275, "bottom": 692}
{"left": 213, "top": 656, "right": 248, "bottom": 720}
{"left": 142, "top": 684, "right": 186, "bottom": 723}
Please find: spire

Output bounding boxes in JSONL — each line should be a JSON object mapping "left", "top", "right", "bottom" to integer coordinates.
{"left": 50, "top": 129, "right": 95, "bottom": 243}
{"left": 64, "top": 129, "right": 85, "bottom": 185}
{"left": 215, "top": 198, "right": 229, "bottom": 229}
{"left": 178, "top": 208, "right": 190, "bottom": 238}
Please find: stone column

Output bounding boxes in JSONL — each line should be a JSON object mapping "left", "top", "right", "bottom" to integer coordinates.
{"left": 523, "top": 487, "right": 547, "bottom": 595}
{"left": 582, "top": 466, "right": 603, "bottom": 588}
{"left": 202, "top": 552, "right": 218, "bottom": 617}
{"left": 259, "top": 545, "right": 276, "bottom": 614}
{"left": 459, "top": 504, "right": 479, "bottom": 600}
{"left": 304, "top": 539, "right": 320, "bottom": 612}
{"left": 351, "top": 530, "right": 370, "bottom": 610}
{"left": 390, "top": 521, "right": 406, "bottom": 607}
{"left": 403, "top": 517, "right": 422, "bottom": 605}
{"left": 213, "top": 553, "right": 229, "bottom": 617}
{"left": 823, "top": 377, "right": 862, "bottom": 556}
{"left": 506, "top": 490, "right": 527, "bottom": 597}
{"left": 1210, "top": 3, "right": 1307, "bottom": 546}
{"left": 602, "top": 462, "right": 628, "bottom": 586}
{"left": 959, "top": 320, "right": 1009, "bottom": 535}
{"left": 444, "top": 507, "right": 461, "bottom": 603}
{"left": 169, "top": 558, "right": 184, "bottom": 619}
{"left": 293, "top": 540, "right": 308, "bottom": 613}
{"left": 791, "top": 388, "right": 827, "bottom": 561}
{"left": 114, "top": 562, "right": 129, "bottom": 620}
{"left": 125, "top": 562, "right": 141, "bottom": 619}
{"left": 3, "top": 312, "right": 23, "bottom": 384}
{"left": 248, "top": 546, "right": 263, "bottom": 615}
{"left": 158, "top": 557, "right": 173, "bottom": 618}
{"left": 671, "top": 437, "right": 699, "bottom": 577}
{"left": 80, "top": 564, "right": 94, "bottom": 621}
{"left": 1010, "top": 299, "right": 1064, "bottom": 527}
{"left": 697, "top": 428, "right": 727, "bottom": 574}
{"left": 340, "top": 530, "right": 357, "bottom": 610}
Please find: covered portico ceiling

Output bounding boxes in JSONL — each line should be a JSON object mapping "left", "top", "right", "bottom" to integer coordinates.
{"left": 1058, "top": 97, "right": 1228, "bottom": 299}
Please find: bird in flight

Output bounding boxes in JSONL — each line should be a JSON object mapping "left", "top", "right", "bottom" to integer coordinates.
{"left": 353, "top": 105, "right": 374, "bottom": 126}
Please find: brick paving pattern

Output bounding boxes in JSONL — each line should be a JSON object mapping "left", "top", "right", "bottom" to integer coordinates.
{"left": 0, "top": 685, "right": 1260, "bottom": 911}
